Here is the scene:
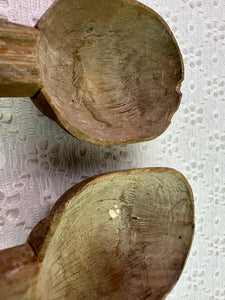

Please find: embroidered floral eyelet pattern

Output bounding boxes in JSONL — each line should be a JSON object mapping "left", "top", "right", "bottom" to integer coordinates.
{"left": 0, "top": 0, "right": 225, "bottom": 299}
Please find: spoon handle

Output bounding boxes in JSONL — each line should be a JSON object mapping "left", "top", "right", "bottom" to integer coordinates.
{"left": 0, "top": 20, "right": 41, "bottom": 97}
{"left": 0, "top": 243, "right": 39, "bottom": 299}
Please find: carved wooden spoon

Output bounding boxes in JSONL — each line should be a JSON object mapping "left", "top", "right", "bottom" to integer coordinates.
{"left": 0, "top": 168, "right": 194, "bottom": 300}
{"left": 0, "top": 0, "right": 183, "bottom": 145}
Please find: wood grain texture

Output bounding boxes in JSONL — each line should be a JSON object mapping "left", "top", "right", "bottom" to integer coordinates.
{"left": 0, "top": 243, "right": 39, "bottom": 300}
{"left": 0, "top": 168, "right": 194, "bottom": 299}
{"left": 34, "top": 0, "right": 183, "bottom": 145}
{"left": 0, "top": 0, "right": 183, "bottom": 145}
{"left": 29, "top": 168, "right": 194, "bottom": 300}
{"left": 0, "top": 19, "right": 41, "bottom": 97}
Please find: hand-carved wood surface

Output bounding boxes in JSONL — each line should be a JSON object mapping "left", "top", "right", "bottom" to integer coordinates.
{"left": 36, "top": 0, "right": 183, "bottom": 145}
{"left": 0, "top": 19, "right": 41, "bottom": 97}
{"left": 0, "top": 0, "right": 183, "bottom": 145}
{"left": 0, "top": 168, "right": 194, "bottom": 300}
{"left": 0, "top": 244, "right": 39, "bottom": 300}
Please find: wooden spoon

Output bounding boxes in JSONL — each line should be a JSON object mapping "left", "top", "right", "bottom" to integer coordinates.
{"left": 0, "top": 168, "right": 194, "bottom": 300}
{"left": 0, "top": 0, "right": 183, "bottom": 146}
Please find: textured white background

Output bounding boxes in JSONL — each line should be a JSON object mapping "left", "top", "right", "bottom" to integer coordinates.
{"left": 0, "top": 0, "right": 225, "bottom": 299}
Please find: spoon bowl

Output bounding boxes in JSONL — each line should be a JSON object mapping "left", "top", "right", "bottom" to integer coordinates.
{"left": 0, "top": 168, "right": 194, "bottom": 299}
{"left": 0, "top": 0, "right": 183, "bottom": 145}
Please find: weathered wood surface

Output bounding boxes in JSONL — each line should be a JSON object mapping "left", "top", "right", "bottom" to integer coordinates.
{"left": 0, "top": 168, "right": 194, "bottom": 299}
{"left": 0, "top": 0, "right": 183, "bottom": 145}
{"left": 0, "top": 19, "right": 41, "bottom": 97}
{"left": 0, "top": 243, "right": 39, "bottom": 300}
{"left": 36, "top": 0, "right": 183, "bottom": 145}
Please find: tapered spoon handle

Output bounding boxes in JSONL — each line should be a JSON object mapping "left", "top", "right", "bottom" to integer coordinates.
{"left": 0, "top": 20, "right": 41, "bottom": 97}
{"left": 0, "top": 243, "right": 39, "bottom": 299}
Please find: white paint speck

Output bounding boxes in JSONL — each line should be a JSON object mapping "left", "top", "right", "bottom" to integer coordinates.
{"left": 109, "top": 209, "right": 120, "bottom": 219}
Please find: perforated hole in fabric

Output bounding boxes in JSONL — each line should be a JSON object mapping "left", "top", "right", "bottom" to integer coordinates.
{"left": 0, "top": 1, "right": 225, "bottom": 299}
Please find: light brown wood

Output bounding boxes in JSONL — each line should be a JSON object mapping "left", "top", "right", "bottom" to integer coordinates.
{"left": 0, "top": 168, "right": 194, "bottom": 300}
{"left": 0, "top": 243, "right": 39, "bottom": 300}
{"left": 0, "top": 19, "right": 41, "bottom": 97}
{"left": 0, "top": 0, "right": 183, "bottom": 145}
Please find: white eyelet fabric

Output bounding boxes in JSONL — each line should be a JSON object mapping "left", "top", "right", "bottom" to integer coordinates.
{"left": 0, "top": 1, "right": 225, "bottom": 299}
